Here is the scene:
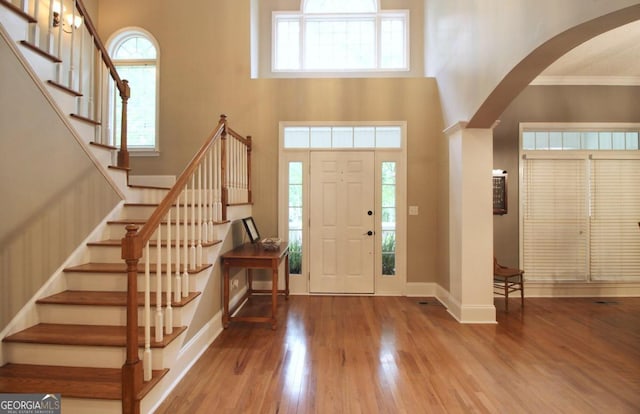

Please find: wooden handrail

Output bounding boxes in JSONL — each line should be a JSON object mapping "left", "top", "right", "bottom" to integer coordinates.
{"left": 127, "top": 116, "right": 227, "bottom": 258}
{"left": 75, "top": 0, "right": 131, "bottom": 167}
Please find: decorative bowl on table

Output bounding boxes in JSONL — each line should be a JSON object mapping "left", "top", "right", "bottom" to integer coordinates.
{"left": 259, "top": 238, "right": 282, "bottom": 251}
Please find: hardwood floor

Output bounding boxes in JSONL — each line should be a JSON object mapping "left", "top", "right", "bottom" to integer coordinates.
{"left": 155, "top": 296, "right": 640, "bottom": 413}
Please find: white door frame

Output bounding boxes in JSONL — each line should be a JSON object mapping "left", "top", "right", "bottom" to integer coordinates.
{"left": 278, "top": 121, "right": 407, "bottom": 295}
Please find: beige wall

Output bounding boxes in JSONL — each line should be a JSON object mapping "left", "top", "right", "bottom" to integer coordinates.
{"left": 425, "top": 0, "right": 640, "bottom": 128}
{"left": 0, "top": 34, "right": 121, "bottom": 329}
{"left": 97, "top": 0, "right": 445, "bottom": 288}
{"left": 493, "top": 85, "right": 640, "bottom": 267}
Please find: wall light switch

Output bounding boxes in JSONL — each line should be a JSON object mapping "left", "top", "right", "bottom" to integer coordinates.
{"left": 409, "top": 206, "right": 419, "bottom": 215}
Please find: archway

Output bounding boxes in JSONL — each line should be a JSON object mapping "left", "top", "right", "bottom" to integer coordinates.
{"left": 468, "top": 5, "right": 640, "bottom": 128}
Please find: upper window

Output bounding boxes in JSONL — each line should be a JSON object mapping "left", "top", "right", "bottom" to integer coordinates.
{"left": 273, "top": 0, "right": 408, "bottom": 72}
{"left": 108, "top": 29, "right": 159, "bottom": 153}
{"left": 283, "top": 125, "right": 402, "bottom": 149}
{"left": 522, "top": 129, "right": 639, "bottom": 151}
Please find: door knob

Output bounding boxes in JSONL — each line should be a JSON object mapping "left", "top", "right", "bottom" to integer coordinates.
{"left": 364, "top": 230, "right": 373, "bottom": 236}
{"left": 367, "top": 210, "right": 373, "bottom": 216}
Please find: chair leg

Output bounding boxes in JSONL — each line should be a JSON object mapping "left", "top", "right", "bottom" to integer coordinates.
{"left": 504, "top": 280, "right": 509, "bottom": 312}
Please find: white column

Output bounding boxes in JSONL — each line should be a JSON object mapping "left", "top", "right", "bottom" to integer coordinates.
{"left": 445, "top": 122, "right": 496, "bottom": 323}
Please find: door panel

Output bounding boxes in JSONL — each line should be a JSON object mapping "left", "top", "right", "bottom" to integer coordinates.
{"left": 310, "top": 151, "right": 374, "bottom": 293}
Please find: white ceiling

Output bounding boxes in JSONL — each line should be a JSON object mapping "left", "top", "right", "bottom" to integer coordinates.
{"left": 532, "top": 20, "right": 640, "bottom": 85}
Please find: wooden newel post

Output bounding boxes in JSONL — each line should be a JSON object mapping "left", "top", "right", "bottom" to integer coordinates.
{"left": 246, "top": 135, "right": 252, "bottom": 204}
{"left": 220, "top": 116, "right": 228, "bottom": 221}
{"left": 118, "top": 79, "right": 131, "bottom": 169}
{"left": 121, "top": 224, "right": 142, "bottom": 414}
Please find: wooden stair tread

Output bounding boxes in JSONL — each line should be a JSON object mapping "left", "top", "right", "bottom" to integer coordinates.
{"left": 128, "top": 184, "right": 171, "bottom": 190}
{"left": 19, "top": 41, "right": 62, "bottom": 62}
{"left": 87, "top": 239, "right": 222, "bottom": 247}
{"left": 3, "top": 324, "right": 186, "bottom": 348}
{"left": 90, "top": 141, "right": 118, "bottom": 151}
{"left": 47, "top": 80, "right": 82, "bottom": 96}
{"left": 70, "top": 113, "right": 101, "bottom": 125}
{"left": 37, "top": 290, "right": 201, "bottom": 307}
{"left": 64, "top": 262, "right": 212, "bottom": 274}
{"left": 0, "top": 363, "right": 167, "bottom": 400}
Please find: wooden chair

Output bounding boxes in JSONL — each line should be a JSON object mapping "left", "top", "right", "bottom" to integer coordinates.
{"left": 493, "top": 257, "right": 524, "bottom": 312}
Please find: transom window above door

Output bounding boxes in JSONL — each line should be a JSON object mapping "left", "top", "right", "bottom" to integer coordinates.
{"left": 273, "top": 0, "right": 409, "bottom": 72}
{"left": 283, "top": 125, "right": 402, "bottom": 149}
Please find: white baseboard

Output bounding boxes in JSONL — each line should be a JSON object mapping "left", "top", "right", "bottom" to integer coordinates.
{"left": 405, "top": 282, "right": 437, "bottom": 297}
{"left": 524, "top": 282, "right": 640, "bottom": 297}
{"left": 445, "top": 295, "right": 497, "bottom": 324}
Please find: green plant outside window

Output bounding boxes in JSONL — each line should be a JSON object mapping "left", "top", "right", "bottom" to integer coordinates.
{"left": 289, "top": 162, "right": 303, "bottom": 274}
{"left": 381, "top": 162, "right": 396, "bottom": 275}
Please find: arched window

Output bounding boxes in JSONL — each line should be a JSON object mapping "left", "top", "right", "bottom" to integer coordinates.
{"left": 273, "top": 0, "right": 408, "bottom": 72}
{"left": 107, "top": 28, "right": 159, "bottom": 152}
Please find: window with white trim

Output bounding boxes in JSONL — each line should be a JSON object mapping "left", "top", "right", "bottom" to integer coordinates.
{"left": 108, "top": 29, "right": 159, "bottom": 152}
{"left": 520, "top": 124, "right": 640, "bottom": 282}
{"left": 273, "top": 0, "right": 408, "bottom": 72}
{"left": 283, "top": 125, "right": 402, "bottom": 149}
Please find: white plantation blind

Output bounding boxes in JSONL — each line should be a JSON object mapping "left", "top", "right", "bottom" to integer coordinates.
{"left": 590, "top": 159, "right": 640, "bottom": 280}
{"left": 523, "top": 158, "right": 589, "bottom": 281}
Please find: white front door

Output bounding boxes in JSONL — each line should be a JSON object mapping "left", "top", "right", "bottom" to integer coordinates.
{"left": 309, "top": 151, "right": 375, "bottom": 293}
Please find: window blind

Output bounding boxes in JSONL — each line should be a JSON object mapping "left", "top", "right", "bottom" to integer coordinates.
{"left": 522, "top": 158, "right": 589, "bottom": 281}
{"left": 590, "top": 159, "right": 640, "bottom": 280}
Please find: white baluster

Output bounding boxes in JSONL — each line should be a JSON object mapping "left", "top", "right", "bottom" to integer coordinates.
{"left": 68, "top": 1, "right": 76, "bottom": 89}
{"left": 29, "top": 0, "right": 40, "bottom": 46}
{"left": 208, "top": 149, "right": 215, "bottom": 241}
{"left": 143, "top": 242, "right": 152, "bottom": 381}
{"left": 202, "top": 154, "right": 209, "bottom": 244}
{"left": 218, "top": 139, "right": 223, "bottom": 220}
{"left": 47, "top": 0, "right": 54, "bottom": 52}
{"left": 174, "top": 193, "right": 182, "bottom": 302}
{"left": 155, "top": 229, "right": 163, "bottom": 343}
{"left": 241, "top": 141, "right": 247, "bottom": 202}
{"left": 213, "top": 141, "right": 219, "bottom": 221}
{"left": 230, "top": 138, "right": 236, "bottom": 204}
{"left": 190, "top": 175, "right": 196, "bottom": 270}
{"left": 197, "top": 164, "right": 203, "bottom": 267}
{"left": 165, "top": 209, "right": 173, "bottom": 335}
{"left": 77, "top": 11, "right": 85, "bottom": 115}
{"left": 183, "top": 181, "right": 190, "bottom": 297}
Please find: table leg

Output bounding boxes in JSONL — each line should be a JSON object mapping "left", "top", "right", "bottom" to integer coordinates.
{"left": 223, "top": 262, "right": 230, "bottom": 328}
{"left": 285, "top": 251, "right": 290, "bottom": 299}
{"left": 271, "top": 260, "right": 278, "bottom": 330}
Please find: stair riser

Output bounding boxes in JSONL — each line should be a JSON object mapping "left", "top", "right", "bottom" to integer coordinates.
{"left": 88, "top": 244, "right": 213, "bottom": 264}
{"left": 119, "top": 202, "right": 224, "bottom": 220}
{"left": 45, "top": 84, "right": 79, "bottom": 115}
{"left": 90, "top": 145, "right": 116, "bottom": 168}
{"left": 0, "top": 6, "right": 29, "bottom": 41}
{"left": 37, "top": 303, "right": 191, "bottom": 327}
{"left": 4, "top": 340, "right": 181, "bottom": 370}
{"left": 107, "top": 221, "right": 220, "bottom": 241}
{"left": 65, "top": 272, "right": 198, "bottom": 293}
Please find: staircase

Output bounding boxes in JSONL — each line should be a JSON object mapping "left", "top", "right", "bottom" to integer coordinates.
{"left": 0, "top": 1, "right": 253, "bottom": 412}
{"left": 0, "top": 201, "right": 245, "bottom": 413}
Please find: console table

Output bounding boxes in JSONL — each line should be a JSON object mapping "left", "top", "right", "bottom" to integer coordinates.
{"left": 221, "top": 242, "right": 289, "bottom": 329}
